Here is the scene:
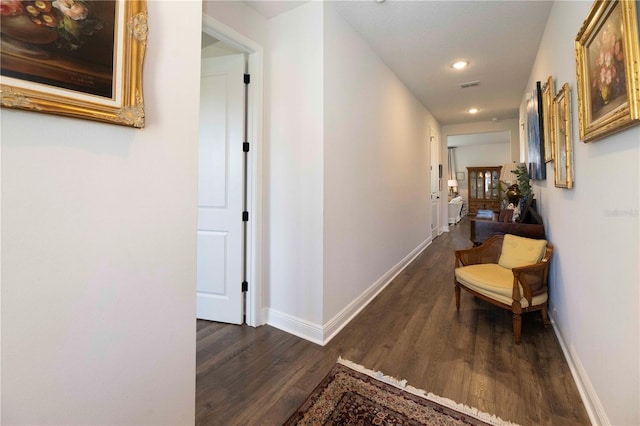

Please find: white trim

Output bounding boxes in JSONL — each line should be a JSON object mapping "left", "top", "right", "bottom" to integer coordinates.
{"left": 267, "top": 238, "right": 433, "bottom": 346}
{"left": 549, "top": 314, "right": 606, "bottom": 426}
{"left": 246, "top": 49, "right": 264, "bottom": 327}
{"left": 202, "top": 15, "right": 255, "bottom": 54}
{"left": 322, "top": 238, "right": 432, "bottom": 345}
{"left": 202, "top": 14, "right": 265, "bottom": 327}
{"left": 266, "top": 308, "right": 324, "bottom": 345}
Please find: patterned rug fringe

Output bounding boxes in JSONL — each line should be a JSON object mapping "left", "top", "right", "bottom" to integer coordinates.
{"left": 337, "top": 357, "right": 520, "bottom": 426}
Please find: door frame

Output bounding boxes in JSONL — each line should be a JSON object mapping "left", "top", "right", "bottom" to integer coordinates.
{"left": 202, "top": 15, "right": 264, "bottom": 327}
{"left": 430, "top": 127, "right": 441, "bottom": 239}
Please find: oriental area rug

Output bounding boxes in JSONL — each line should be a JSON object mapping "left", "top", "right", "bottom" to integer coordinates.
{"left": 284, "top": 358, "right": 519, "bottom": 426}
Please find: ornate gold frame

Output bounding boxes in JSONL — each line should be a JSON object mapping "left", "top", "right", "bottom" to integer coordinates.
{"left": 553, "top": 83, "right": 573, "bottom": 189}
{"left": 0, "top": 0, "right": 148, "bottom": 128}
{"left": 575, "top": 0, "right": 640, "bottom": 142}
{"left": 541, "top": 76, "right": 555, "bottom": 162}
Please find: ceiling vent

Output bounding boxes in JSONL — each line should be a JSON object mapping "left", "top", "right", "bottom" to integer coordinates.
{"left": 459, "top": 80, "right": 480, "bottom": 89}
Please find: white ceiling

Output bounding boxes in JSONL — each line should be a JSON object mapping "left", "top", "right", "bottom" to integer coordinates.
{"left": 244, "top": 0, "right": 553, "bottom": 126}
{"left": 245, "top": 1, "right": 308, "bottom": 19}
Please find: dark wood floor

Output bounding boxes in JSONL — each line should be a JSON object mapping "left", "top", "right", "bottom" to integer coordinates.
{"left": 196, "top": 218, "right": 590, "bottom": 425}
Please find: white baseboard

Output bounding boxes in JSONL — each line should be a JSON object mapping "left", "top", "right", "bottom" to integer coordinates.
{"left": 265, "top": 238, "right": 433, "bottom": 346}
{"left": 265, "top": 308, "right": 324, "bottom": 345}
{"left": 321, "top": 237, "right": 433, "bottom": 345}
{"left": 549, "top": 314, "right": 608, "bottom": 426}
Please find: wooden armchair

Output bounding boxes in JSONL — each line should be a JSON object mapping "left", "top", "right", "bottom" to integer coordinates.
{"left": 454, "top": 234, "right": 553, "bottom": 344}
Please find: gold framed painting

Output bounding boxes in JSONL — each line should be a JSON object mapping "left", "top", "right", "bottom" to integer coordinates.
{"left": 0, "top": 0, "right": 148, "bottom": 128}
{"left": 575, "top": 0, "right": 640, "bottom": 142}
{"left": 541, "top": 76, "right": 555, "bottom": 162}
{"left": 553, "top": 83, "right": 573, "bottom": 189}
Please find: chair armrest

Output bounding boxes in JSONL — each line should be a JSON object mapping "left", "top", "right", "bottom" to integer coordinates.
{"left": 512, "top": 262, "right": 550, "bottom": 305}
{"left": 455, "top": 235, "right": 503, "bottom": 267}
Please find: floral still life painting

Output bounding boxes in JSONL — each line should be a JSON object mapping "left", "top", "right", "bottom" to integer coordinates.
{"left": 587, "top": 1, "right": 626, "bottom": 122}
{"left": 575, "top": 0, "right": 640, "bottom": 142}
{"left": 0, "top": 0, "right": 147, "bottom": 128}
{"left": 1, "top": 0, "right": 115, "bottom": 97}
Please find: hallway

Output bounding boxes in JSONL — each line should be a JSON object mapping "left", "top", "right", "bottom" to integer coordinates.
{"left": 196, "top": 219, "right": 589, "bottom": 425}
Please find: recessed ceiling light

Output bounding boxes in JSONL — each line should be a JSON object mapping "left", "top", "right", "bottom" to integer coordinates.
{"left": 468, "top": 108, "right": 479, "bottom": 114}
{"left": 452, "top": 61, "right": 469, "bottom": 70}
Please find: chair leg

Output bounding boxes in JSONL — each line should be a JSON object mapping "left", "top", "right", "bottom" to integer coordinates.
{"left": 541, "top": 305, "right": 550, "bottom": 327}
{"left": 454, "top": 284, "right": 461, "bottom": 310}
{"left": 512, "top": 313, "right": 522, "bottom": 345}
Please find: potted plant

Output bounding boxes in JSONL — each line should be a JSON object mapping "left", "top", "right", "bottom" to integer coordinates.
{"left": 511, "top": 164, "right": 532, "bottom": 199}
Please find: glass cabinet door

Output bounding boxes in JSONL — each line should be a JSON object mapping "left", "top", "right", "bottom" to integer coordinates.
{"left": 484, "top": 171, "right": 491, "bottom": 198}
{"left": 491, "top": 170, "right": 500, "bottom": 198}
{"left": 467, "top": 166, "right": 502, "bottom": 213}
{"left": 470, "top": 171, "right": 477, "bottom": 199}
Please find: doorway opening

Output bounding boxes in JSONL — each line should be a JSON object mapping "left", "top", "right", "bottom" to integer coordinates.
{"left": 446, "top": 130, "right": 513, "bottom": 209}
{"left": 197, "top": 14, "right": 264, "bottom": 327}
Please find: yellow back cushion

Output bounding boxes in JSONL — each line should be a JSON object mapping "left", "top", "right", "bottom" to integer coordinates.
{"left": 498, "top": 234, "right": 547, "bottom": 269}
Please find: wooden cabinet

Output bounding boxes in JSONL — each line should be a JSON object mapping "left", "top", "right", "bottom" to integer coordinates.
{"left": 467, "top": 166, "right": 502, "bottom": 215}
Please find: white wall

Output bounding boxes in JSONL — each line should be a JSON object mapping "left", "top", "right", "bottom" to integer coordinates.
{"left": 0, "top": 1, "right": 201, "bottom": 424}
{"left": 322, "top": 4, "right": 436, "bottom": 325}
{"left": 203, "top": 0, "right": 326, "bottom": 336}
{"left": 524, "top": 1, "right": 639, "bottom": 424}
{"left": 443, "top": 119, "right": 520, "bottom": 162}
{"left": 265, "top": 2, "right": 325, "bottom": 329}
{"left": 206, "top": 2, "right": 440, "bottom": 342}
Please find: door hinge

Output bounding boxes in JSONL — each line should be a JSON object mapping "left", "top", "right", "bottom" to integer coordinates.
{"left": 242, "top": 211, "right": 249, "bottom": 222}
{"left": 242, "top": 281, "right": 248, "bottom": 292}
{"left": 243, "top": 142, "right": 250, "bottom": 152}
{"left": 244, "top": 74, "right": 250, "bottom": 85}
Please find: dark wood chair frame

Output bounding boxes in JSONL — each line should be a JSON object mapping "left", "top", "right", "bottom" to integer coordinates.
{"left": 454, "top": 234, "right": 554, "bottom": 344}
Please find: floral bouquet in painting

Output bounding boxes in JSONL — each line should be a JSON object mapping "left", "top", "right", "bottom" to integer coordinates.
{"left": 0, "top": 0, "right": 103, "bottom": 50}
{"left": 589, "top": 17, "right": 626, "bottom": 109}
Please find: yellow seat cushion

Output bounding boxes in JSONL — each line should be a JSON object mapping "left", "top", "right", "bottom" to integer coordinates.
{"left": 498, "top": 234, "right": 547, "bottom": 269}
{"left": 455, "top": 263, "right": 547, "bottom": 308}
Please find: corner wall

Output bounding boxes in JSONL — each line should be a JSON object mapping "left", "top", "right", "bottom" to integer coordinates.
{"left": 524, "top": 2, "right": 639, "bottom": 424}
{"left": 0, "top": 2, "right": 201, "bottom": 423}
{"left": 264, "top": 2, "right": 325, "bottom": 336}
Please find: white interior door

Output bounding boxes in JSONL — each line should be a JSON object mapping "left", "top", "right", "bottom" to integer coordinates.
{"left": 197, "top": 54, "right": 245, "bottom": 324}
{"left": 430, "top": 131, "right": 440, "bottom": 239}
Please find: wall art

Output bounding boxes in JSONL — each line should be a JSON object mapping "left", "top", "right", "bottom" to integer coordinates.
{"left": 575, "top": 0, "right": 640, "bottom": 142}
{"left": 1, "top": 0, "right": 148, "bottom": 128}
{"left": 553, "top": 83, "right": 573, "bottom": 188}
{"left": 541, "top": 76, "right": 555, "bottom": 162}
{"left": 527, "top": 81, "right": 546, "bottom": 180}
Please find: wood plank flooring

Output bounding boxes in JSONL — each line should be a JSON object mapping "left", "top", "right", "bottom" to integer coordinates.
{"left": 196, "top": 218, "right": 590, "bottom": 425}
